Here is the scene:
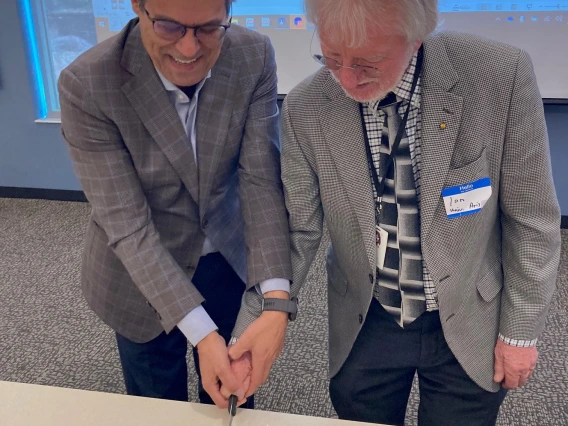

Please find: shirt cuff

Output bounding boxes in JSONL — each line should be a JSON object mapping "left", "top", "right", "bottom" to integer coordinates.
{"left": 257, "top": 278, "right": 290, "bottom": 295}
{"left": 177, "top": 305, "right": 218, "bottom": 346}
{"left": 498, "top": 333, "right": 538, "bottom": 348}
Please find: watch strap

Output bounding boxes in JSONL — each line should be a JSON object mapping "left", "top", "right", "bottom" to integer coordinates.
{"left": 262, "top": 297, "right": 298, "bottom": 320}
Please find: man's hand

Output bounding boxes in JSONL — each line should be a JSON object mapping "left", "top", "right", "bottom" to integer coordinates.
{"left": 493, "top": 339, "right": 538, "bottom": 389}
{"left": 196, "top": 331, "right": 246, "bottom": 408}
{"left": 228, "top": 291, "right": 289, "bottom": 397}
{"left": 220, "top": 352, "right": 252, "bottom": 407}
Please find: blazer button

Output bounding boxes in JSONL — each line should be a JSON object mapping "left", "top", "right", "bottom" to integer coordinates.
{"left": 202, "top": 219, "right": 209, "bottom": 229}
{"left": 368, "top": 274, "right": 374, "bottom": 284}
{"left": 359, "top": 314, "right": 364, "bottom": 324}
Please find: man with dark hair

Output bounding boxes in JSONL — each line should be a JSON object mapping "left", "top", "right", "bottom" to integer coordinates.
{"left": 139, "top": 0, "right": 233, "bottom": 15}
{"left": 59, "top": 0, "right": 292, "bottom": 408}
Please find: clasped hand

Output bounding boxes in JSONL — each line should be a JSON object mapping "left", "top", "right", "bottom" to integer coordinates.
{"left": 197, "top": 308, "right": 288, "bottom": 408}
{"left": 196, "top": 331, "right": 251, "bottom": 408}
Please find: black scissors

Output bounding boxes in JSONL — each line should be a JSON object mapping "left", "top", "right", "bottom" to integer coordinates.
{"left": 228, "top": 394, "right": 238, "bottom": 426}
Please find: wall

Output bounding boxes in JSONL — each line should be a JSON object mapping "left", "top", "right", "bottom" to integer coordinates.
{"left": 546, "top": 105, "right": 568, "bottom": 215}
{"left": 1, "top": 1, "right": 567, "bottom": 213}
{"left": 0, "top": 1, "right": 80, "bottom": 191}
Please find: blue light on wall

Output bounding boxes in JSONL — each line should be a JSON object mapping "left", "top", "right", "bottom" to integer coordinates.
{"left": 19, "top": 0, "right": 48, "bottom": 119}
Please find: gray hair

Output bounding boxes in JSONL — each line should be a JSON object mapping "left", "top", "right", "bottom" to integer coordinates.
{"left": 138, "top": 0, "right": 234, "bottom": 16}
{"left": 305, "top": 0, "right": 439, "bottom": 47}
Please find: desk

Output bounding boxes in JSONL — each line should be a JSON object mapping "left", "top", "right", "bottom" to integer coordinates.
{"left": 0, "top": 381, "right": 384, "bottom": 426}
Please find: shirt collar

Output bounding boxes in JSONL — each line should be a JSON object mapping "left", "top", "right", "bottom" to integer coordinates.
{"left": 366, "top": 50, "right": 422, "bottom": 111}
{"left": 155, "top": 68, "right": 212, "bottom": 100}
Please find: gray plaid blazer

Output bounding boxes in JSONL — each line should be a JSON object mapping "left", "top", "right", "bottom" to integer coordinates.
{"left": 58, "top": 20, "right": 292, "bottom": 343}
{"left": 235, "top": 31, "right": 561, "bottom": 392}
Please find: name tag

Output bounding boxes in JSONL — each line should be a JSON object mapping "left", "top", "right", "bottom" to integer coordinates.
{"left": 442, "top": 177, "right": 492, "bottom": 219}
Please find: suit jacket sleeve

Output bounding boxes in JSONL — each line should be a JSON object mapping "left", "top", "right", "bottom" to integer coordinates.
{"left": 58, "top": 68, "right": 205, "bottom": 334}
{"left": 498, "top": 50, "right": 561, "bottom": 341}
{"left": 280, "top": 96, "right": 325, "bottom": 300}
{"left": 232, "top": 87, "right": 321, "bottom": 337}
{"left": 231, "top": 36, "right": 293, "bottom": 337}
{"left": 237, "top": 35, "right": 292, "bottom": 288}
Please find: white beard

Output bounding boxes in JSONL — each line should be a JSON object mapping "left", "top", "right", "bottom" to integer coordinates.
{"left": 328, "top": 49, "right": 413, "bottom": 103}
{"left": 330, "top": 72, "right": 391, "bottom": 103}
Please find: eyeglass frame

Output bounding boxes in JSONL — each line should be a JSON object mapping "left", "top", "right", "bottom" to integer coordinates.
{"left": 309, "top": 30, "right": 383, "bottom": 77}
{"left": 143, "top": 8, "right": 232, "bottom": 43}
{"left": 312, "top": 54, "right": 383, "bottom": 76}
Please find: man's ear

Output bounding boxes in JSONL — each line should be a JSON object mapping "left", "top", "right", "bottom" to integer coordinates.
{"left": 131, "top": 0, "right": 142, "bottom": 17}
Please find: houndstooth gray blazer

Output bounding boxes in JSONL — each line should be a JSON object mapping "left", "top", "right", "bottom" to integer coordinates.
{"left": 234, "top": 31, "right": 561, "bottom": 392}
{"left": 58, "top": 20, "right": 292, "bottom": 343}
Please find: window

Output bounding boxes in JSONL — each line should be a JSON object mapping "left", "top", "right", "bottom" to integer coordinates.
{"left": 20, "top": 0, "right": 568, "bottom": 121}
{"left": 22, "top": 0, "right": 134, "bottom": 120}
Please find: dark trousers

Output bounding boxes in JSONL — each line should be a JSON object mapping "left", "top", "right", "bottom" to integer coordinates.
{"left": 115, "top": 252, "right": 254, "bottom": 408}
{"left": 330, "top": 299, "right": 507, "bottom": 426}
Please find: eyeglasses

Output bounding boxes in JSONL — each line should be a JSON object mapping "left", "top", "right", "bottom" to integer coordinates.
{"left": 312, "top": 54, "right": 382, "bottom": 77}
{"left": 143, "top": 8, "right": 231, "bottom": 44}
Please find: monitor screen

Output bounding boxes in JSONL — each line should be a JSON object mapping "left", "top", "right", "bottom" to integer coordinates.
{"left": 24, "top": 0, "right": 568, "bottom": 119}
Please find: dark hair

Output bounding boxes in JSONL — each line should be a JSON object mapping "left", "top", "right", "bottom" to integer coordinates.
{"left": 138, "top": 0, "right": 234, "bottom": 15}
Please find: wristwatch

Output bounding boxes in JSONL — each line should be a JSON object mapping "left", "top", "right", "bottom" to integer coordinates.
{"left": 261, "top": 297, "right": 298, "bottom": 321}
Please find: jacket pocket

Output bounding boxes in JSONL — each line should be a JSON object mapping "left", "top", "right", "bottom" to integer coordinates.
{"left": 444, "top": 148, "right": 488, "bottom": 189}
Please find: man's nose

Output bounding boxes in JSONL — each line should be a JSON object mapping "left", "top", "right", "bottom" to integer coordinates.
{"left": 175, "top": 30, "right": 200, "bottom": 58}
{"left": 337, "top": 67, "right": 361, "bottom": 91}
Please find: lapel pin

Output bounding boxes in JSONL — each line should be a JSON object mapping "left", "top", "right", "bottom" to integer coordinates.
{"left": 440, "top": 123, "right": 447, "bottom": 130}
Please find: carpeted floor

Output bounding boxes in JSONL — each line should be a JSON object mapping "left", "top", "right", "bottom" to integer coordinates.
{"left": 0, "top": 198, "right": 566, "bottom": 425}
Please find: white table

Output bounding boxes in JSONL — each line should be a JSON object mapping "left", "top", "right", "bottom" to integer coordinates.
{"left": 0, "top": 381, "right": 384, "bottom": 426}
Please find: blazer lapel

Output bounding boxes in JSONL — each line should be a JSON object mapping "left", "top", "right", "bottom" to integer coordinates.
{"left": 195, "top": 38, "right": 235, "bottom": 215}
{"left": 419, "top": 36, "right": 463, "bottom": 241}
{"left": 120, "top": 23, "right": 199, "bottom": 203}
{"left": 320, "top": 76, "right": 376, "bottom": 272}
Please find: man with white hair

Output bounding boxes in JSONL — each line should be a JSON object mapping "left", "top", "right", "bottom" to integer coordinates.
{"left": 231, "top": 0, "right": 561, "bottom": 424}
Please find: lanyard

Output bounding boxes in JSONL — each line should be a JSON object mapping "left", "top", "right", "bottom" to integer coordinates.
{"left": 361, "top": 46, "right": 424, "bottom": 207}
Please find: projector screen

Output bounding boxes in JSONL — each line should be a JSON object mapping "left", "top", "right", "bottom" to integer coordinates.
{"left": 23, "top": 0, "right": 568, "bottom": 120}
{"left": 229, "top": 0, "right": 568, "bottom": 98}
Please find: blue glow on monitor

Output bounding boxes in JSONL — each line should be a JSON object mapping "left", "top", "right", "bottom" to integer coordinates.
{"left": 20, "top": 0, "right": 48, "bottom": 119}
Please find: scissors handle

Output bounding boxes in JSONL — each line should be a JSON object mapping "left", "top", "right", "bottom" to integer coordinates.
{"left": 228, "top": 394, "right": 238, "bottom": 416}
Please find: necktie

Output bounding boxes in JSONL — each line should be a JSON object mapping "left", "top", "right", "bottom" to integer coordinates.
{"left": 372, "top": 94, "right": 426, "bottom": 327}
